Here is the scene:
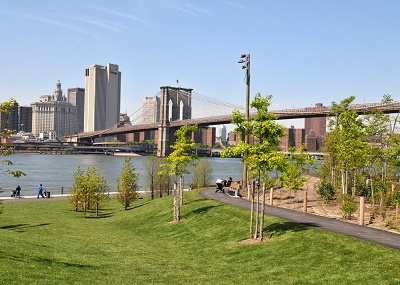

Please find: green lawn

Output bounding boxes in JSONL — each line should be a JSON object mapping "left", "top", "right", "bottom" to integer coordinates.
{"left": 0, "top": 190, "right": 399, "bottom": 285}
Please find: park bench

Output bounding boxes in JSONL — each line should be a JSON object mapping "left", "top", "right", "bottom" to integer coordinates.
{"left": 225, "top": 181, "right": 241, "bottom": 198}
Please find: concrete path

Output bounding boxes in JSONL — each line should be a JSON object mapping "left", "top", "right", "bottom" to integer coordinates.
{"left": 1, "top": 194, "right": 69, "bottom": 203}
{"left": 199, "top": 188, "right": 400, "bottom": 250}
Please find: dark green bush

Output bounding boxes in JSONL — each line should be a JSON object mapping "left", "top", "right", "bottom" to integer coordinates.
{"left": 316, "top": 180, "right": 336, "bottom": 201}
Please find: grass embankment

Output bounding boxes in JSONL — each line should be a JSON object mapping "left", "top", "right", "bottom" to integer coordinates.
{"left": 0, "top": 191, "right": 399, "bottom": 285}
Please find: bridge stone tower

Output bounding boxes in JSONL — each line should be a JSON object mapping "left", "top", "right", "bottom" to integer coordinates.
{"left": 157, "top": 86, "right": 192, "bottom": 156}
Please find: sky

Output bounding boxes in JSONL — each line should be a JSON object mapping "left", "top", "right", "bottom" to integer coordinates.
{"left": 1, "top": 0, "right": 400, "bottom": 128}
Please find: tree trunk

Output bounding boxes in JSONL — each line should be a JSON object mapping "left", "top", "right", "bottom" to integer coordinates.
{"left": 369, "top": 162, "right": 375, "bottom": 206}
{"left": 260, "top": 184, "right": 267, "bottom": 241}
{"left": 173, "top": 182, "right": 179, "bottom": 222}
{"left": 249, "top": 181, "right": 254, "bottom": 239}
{"left": 179, "top": 176, "right": 184, "bottom": 207}
{"left": 254, "top": 183, "right": 260, "bottom": 240}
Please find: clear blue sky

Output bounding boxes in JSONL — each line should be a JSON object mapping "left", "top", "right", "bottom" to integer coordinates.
{"left": 1, "top": 0, "right": 399, "bottom": 127}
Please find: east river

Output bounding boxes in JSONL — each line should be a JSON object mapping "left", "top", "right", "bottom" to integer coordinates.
{"left": 0, "top": 153, "right": 244, "bottom": 197}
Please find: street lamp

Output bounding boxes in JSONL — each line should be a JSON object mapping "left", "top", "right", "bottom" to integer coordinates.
{"left": 238, "top": 53, "right": 250, "bottom": 187}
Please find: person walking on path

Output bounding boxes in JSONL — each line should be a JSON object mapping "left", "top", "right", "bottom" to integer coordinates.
{"left": 37, "top": 184, "right": 45, "bottom": 198}
{"left": 15, "top": 185, "right": 21, "bottom": 198}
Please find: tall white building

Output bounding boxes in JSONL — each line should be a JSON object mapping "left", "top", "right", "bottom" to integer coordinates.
{"left": 31, "top": 79, "right": 77, "bottom": 138}
{"left": 84, "top": 63, "right": 121, "bottom": 132}
{"left": 142, "top": 96, "right": 160, "bottom": 124}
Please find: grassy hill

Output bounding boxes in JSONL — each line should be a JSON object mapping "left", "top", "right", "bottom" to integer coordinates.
{"left": 0, "top": 190, "right": 399, "bottom": 284}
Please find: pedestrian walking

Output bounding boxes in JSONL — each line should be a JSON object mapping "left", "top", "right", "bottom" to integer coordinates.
{"left": 37, "top": 184, "right": 45, "bottom": 198}
{"left": 15, "top": 185, "right": 21, "bottom": 198}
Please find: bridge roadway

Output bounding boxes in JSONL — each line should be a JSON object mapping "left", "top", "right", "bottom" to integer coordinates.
{"left": 74, "top": 101, "right": 400, "bottom": 140}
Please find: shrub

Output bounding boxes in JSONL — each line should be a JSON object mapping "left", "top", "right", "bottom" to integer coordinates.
{"left": 339, "top": 194, "right": 357, "bottom": 219}
{"left": 316, "top": 180, "right": 336, "bottom": 201}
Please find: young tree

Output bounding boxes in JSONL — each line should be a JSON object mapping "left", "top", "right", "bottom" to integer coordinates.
{"left": 222, "top": 93, "right": 287, "bottom": 241}
{"left": 160, "top": 125, "right": 198, "bottom": 222}
{"left": 190, "top": 159, "right": 213, "bottom": 189}
{"left": 116, "top": 157, "right": 139, "bottom": 210}
{"left": 69, "top": 166, "right": 109, "bottom": 218}
{"left": 324, "top": 96, "right": 368, "bottom": 195}
{"left": 143, "top": 155, "right": 164, "bottom": 199}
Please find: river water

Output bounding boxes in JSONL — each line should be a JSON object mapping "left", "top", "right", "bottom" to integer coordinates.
{"left": 0, "top": 153, "right": 243, "bottom": 197}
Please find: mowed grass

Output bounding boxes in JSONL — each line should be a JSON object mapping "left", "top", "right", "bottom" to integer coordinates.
{"left": 0, "top": 191, "right": 399, "bottom": 285}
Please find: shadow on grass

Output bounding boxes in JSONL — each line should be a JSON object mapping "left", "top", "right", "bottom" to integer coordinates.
{"left": 126, "top": 200, "right": 152, "bottom": 210}
{"left": 265, "top": 221, "right": 309, "bottom": 237}
{"left": 0, "top": 251, "right": 97, "bottom": 269}
{"left": 32, "top": 256, "right": 98, "bottom": 269}
{"left": 85, "top": 211, "right": 114, "bottom": 219}
{"left": 187, "top": 204, "right": 223, "bottom": 216}
{"left": 0, "top": 223, "right": 50, "bottom": 232}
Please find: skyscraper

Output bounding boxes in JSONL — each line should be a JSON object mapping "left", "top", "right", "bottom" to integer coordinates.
{"left": 68, "top": 87, "right": 85, "bottom": 133}
{"left": 84, "top": 63, "right": 121, "bottom": 132}
{"left": 142, "top": 96, "right": 160, "bottom": 124}
{"left": 31, "top": 79, "right": 77, "bottom": 137}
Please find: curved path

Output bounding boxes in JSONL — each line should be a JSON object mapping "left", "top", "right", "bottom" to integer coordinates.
{"left": 199, "top": 188, "right": 400, "bottom": 250}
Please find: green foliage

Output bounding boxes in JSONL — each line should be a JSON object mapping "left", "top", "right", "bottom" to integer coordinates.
{"left": 222, "top": 93, "right": 287, "bottom": 183}
{"left": 115, "top": 157, "right": 139, "bottom": 210}
{"left": 213, "top": 142, "right": 223, "bottom": 149}
{"left": 316, "top": 180, "right": 336, "bottom": 201}
{"left": 160, "top": 125, "right": 198, "bottom": 222}
{"left": 69, "top": 166, "right": 110, "bottom": 217}
{"left": 278, "top": 162, "right": 307, "bottom": 192}
{"left": 190, "top": 159, "right": 214, "bottom": 189}
{"left": 161, "top": 125, "right": 198, "bottom": 179}
{"left": 339, "top": 194, "right": 358, "bottom": 219}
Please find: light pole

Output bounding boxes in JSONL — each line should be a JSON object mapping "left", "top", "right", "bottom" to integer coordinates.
{"left": 238, "top": 53, "right": 250, "bottom": 187}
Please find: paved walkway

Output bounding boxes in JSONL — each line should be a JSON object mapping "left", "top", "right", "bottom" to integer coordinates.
{"left": 199, "top": 188, "right": 400, "bottom": 250}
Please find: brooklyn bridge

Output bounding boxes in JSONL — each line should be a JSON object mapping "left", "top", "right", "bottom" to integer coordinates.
{"left": 64, "top": 86, "right": 400, "bottom": 156}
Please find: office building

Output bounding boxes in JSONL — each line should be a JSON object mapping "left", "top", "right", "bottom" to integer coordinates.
{"left": 142, "top": 96, "right": 160, "bottom": 124}
{"left": 68, "top": 87, "right": 85, "bottom": 133}
{"left": 0, "top": 102, "right": 32, "bottom": 135}
{"left": 84, "top": 63, "right": 121, "bottom": 132}
{"left": 31, "top": 79, "right": 77, "bottom": 138}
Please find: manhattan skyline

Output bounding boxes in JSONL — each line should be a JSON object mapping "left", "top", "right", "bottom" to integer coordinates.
{"left": 1, "top": 0, "right": 399, "bottom": 129}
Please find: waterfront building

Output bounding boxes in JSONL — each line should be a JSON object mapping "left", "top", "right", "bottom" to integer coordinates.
{"left": 68, "top": 87, "right": 85, "bottom": 133}
{"left": 84, "top": 63, "right": 121, "bottom": 132}
{"left": 304, "top": 103, "right": 326, "bottom": 151}
{"left": 280, "top": 126, "right": 305, "bottom": 152}
{"left": 305, "top": 103, "right": 326, "bottom": 137}
{"left": 31, "top": 79, "right": 77, "bottom": 138}
{"left": 192, "top": 126, "right": 216, "bottom": 148}
{"left": 0, "top": 102, "right": 32, "bottom": 134}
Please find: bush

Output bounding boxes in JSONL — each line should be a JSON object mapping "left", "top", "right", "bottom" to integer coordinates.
{"left": 316, "top": 180, "right": 336, "bottom": 201}
{"left": 357, "top": 184, "right": 371, "bottom": 200}
{"left": 339, "top": 194, "right": 358, "bottom": 219}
